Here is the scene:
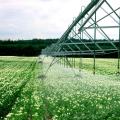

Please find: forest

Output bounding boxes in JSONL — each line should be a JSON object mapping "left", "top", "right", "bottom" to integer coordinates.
{"left": 0, "top": 39, "right": 58, "bottom": 56}
{"left": 0, "top": 39, "right": 119, "bottom": 57}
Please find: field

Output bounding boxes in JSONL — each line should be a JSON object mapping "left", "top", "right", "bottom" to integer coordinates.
{"left": 63, "top": 58, "right": 119, "bottom": 75}
{"left": 0, "top": 56, "right": 120, "bottom": 120}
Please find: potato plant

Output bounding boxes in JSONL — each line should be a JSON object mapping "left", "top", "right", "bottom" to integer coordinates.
{"left": 0, "top": 56, "right": 120, "bottom": 120}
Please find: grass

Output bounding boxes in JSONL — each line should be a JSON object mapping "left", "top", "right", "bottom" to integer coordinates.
{"left": 0, "top": 56, "right": 120, "bottom": 120}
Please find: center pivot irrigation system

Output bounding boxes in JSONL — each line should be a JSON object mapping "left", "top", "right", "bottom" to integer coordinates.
{"left": 42, "top": 0, "right": 120, "bottom": 74}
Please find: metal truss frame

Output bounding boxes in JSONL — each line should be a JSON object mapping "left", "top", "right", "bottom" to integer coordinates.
{"left": 42, "top": 0, "right": 120, "bottom": 74}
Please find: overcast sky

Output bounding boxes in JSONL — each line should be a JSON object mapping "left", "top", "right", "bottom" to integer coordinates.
{"left": 0, "top": 0, "right": 119, "bottom": 40}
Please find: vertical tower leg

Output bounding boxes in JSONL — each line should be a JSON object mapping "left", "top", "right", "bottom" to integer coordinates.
{"left": 93, "top": 11, "right": 97, "bottom": 75}
{"left": 118, "top": 13, "right": 120, "bottom": 74}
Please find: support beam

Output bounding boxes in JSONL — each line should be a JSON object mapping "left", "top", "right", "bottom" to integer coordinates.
{"left": 93, "top": 10, "right": 97, "bottom": 75}
{"left": 118, "top": 13, "right": 120, "bottom": 73}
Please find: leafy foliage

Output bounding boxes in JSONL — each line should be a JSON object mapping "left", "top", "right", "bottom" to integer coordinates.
{"left": 1, "top": 57, "right": 120, "bottom": 120}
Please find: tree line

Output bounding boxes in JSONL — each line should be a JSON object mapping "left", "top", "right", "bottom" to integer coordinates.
{"left": 0, "top": 38, "right": 119, "bottom": 57}
{"left": 0, "top": 39, "right": 58, "bottom": 56}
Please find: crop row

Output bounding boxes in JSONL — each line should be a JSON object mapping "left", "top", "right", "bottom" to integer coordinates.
{"left": 1, "top": 56, "right": 120, "bottom": 120}
{"left": 36, "top": 60, "right": 120, "bottom": 119}
{"left": 5, "top": 63, "right": 45, "bottom": 119}
{"left": 0, "top": 57, "right": 37, "bottom": 119}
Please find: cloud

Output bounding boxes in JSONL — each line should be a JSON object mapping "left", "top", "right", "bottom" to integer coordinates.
{"left": 0, "top": 0, "right": 74, "bottom": 39}
{"left": 0, "top": 0, "right": 119, "bottom": 40}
